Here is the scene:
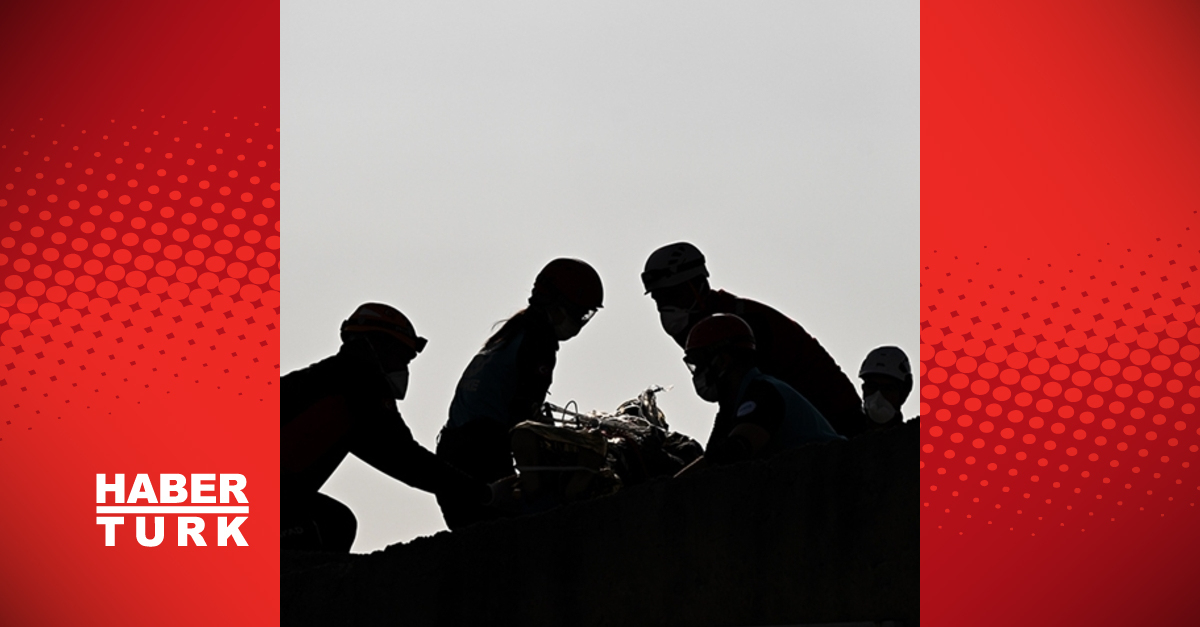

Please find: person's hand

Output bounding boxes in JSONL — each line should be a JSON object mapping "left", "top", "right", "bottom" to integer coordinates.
{"left": 487, "top": 474, "right": 523, "bottom": 508}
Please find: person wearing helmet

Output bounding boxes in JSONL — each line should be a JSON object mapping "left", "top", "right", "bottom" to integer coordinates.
{"left": 436, "top": 258, "right": 603, "bottom": 529}
{"left": 281, "top": 303, "right": 492, "bottom": 551}
{"left": 678, "top": 314, "right": 843, "bottom": 474}
{"left": 642, "top": 242, "right": 870, "bottom": 438}
{"left": 858, "top": 346, "right": 913, "bottom": 428}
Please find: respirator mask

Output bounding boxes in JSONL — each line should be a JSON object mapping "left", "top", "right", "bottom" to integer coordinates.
{"left": 358, "top": 335, "right": 414, "bottom": 401}
{"left": 386, "top": 367, "right": 410, "bottom": 400}
{"left": 687, "top": 354, "right": 724, "bottom": 403}
{"left": 552, "top": 305, "right": 596, "bottom": 341}
{"left": 863, "top": 390, "right": 896, "bottom": 424}
{"left": 658, "top": 306, "right": 693, "bottom": 337}
{"left": 553, "top": 316, "right": 583, "bottom": 341}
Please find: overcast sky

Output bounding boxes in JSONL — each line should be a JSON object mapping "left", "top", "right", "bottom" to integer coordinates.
{"left": 282, "top": 1, "right": 919, "bottom": 552}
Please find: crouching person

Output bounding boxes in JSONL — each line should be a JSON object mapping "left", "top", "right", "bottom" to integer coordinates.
{"left": 437, "top": 258, "right": 604, "bottom": 530}
{"left": 281, "top": 303, "right": 492, "bottom": 551}
{"left": 677, "top": 314, "right": 844, "bottom": 476}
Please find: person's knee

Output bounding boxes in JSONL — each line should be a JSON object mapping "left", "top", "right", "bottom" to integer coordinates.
{"left": 315, "top": 495, "right": 357, "bottom": 551}
{"left": 281, "top": 493, "right": 358, "bottom": 552}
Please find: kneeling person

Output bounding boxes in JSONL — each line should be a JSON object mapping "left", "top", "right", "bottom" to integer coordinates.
{"left": 682, "top": 314, "right": 844, "bottom": 470}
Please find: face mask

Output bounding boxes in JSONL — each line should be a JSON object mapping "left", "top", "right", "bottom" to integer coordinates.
{"left": 691, "top": 367, "right": 721, "bottom": 403}
{"left": 549, "top": 303, "right": 595, "bottom": 341}
{"left": 863, "top": 390, "right": 895, "bottom": 424}
{"left": 687, "top": 351, "right": 725, "bottom": 402}
{"left": 552, "top": 315, "right": 583, "bottom": 341}
{"left": 386, "top": 367, "right": 410, "bottom": 400}
{"left": 659, "top": 306, "right": 691, "bottom": 337}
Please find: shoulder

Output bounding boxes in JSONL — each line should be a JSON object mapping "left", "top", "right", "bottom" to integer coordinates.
{"left": 733, "top": 295, "right": 796, "bottom": 327}
{"left": 735, "top": 297, "right": 817, "bottom": 350}
{"left": 705, "top": 289, "right": 738, "bottom": 312}
{"left": 744, "top": 376, "right": 784, "bottom": 401}
{"left": 282, "top": 354, "right": 345, "bottom": 386}
{"left": 281, "top": 354, "right": 360, "bottom": 425}
{"left": 708, "top": 291, "right": 799, "bottom": 332}
{"left": 738, "top": 377, "right": 785, "bottom": 415}
{"left": 492, "top": 327, "right": 526, "bottom": 352}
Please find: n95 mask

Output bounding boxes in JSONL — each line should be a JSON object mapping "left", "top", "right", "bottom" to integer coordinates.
{"left": 863, "top": 390, "right": 895, "bottom": 424}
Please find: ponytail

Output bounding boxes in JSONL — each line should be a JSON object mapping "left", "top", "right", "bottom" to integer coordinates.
{"left": 484, "top": 308, "right": 530, "bottom": 351}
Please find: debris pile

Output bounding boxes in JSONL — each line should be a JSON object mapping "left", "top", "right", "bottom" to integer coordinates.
{"left": 282, "top": 419, "right": 918, "bottom": 627}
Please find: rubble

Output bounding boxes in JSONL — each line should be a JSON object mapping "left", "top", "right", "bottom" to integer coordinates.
{"left": 282, "top": 420, "right": 918, "bottom": 626}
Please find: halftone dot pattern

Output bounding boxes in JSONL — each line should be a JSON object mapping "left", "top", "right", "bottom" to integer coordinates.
{"left": 0, "top": 111, "right": 280, "bottom": 442}
{"left": 921, "top": 233, "right": 1200, "bottom": 535}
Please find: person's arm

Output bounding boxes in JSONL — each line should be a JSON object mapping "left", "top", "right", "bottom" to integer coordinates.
{"left": 437, "top": 415, "right": 518, "bottom": 482}
{"left": 352, "top": 399, "right": 491, "bottom": 504}
{"left": 506, "top": 330, "right": 556, "bottom": 427}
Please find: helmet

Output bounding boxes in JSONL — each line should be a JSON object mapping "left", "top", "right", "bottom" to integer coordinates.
{"left": 685, "top": 314, "right": 756, "bottom": 354}
{"left": 859, "top": 346, "right": 911, "bottom": 380}
{"left": 341, "top": 303, "right": 427, "bottom": 353}
{"left": 641, "top": 242, "right": 708, "bottom": 294}
{"left": 531, "top": 258, "right": 604, "bottom": 311}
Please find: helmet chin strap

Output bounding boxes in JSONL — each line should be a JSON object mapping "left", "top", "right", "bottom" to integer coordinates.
{"left": 688, "top": 278, "right": 709, "bottom": 309}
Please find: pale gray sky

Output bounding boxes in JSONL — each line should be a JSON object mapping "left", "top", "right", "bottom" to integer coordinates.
{"left": 282, "top": 1, "right": 919, "bottom": 552}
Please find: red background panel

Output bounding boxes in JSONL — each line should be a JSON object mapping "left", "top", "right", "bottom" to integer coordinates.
{"left": 0, "top": 1, "right": 279, "bottom": 119}
{"left": 15, "top": 0, "right": 1200, "bottom": 624}
{"left": 0, "top": 2, "right": 278, "bottom": 625}
{"left": 924, "top": 1, "right": 1200, "bottom": 625}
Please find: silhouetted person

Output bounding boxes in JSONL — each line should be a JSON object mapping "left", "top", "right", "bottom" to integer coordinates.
{"left": 677, "top": 314, "right": 844, "bottom": 476}
{"left": 642, "top": 242, "right": 869, "bottom": 438}
{"left": 281, "top": 303, "right": 490, "bottom": 551}
{"left": 437, "top": 258, "right": 603, "bottom": 529}
{"left": 858, "top": 345, "right": 913, "bottom": 430}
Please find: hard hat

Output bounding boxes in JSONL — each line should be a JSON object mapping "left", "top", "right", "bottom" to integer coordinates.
{"left": 341, "top": 303, "right": 427, "bottom": 353}
{"left": 532, "top": 258, "right": 604, "bottom": 311}
{"left": 641, "top": 242, "right": 708, "bottom": 294}
{"left": 859, "top": 346, "right": 911, "bottom": 380}
{"left": 685, "top": 313, "right": 756, "bottom": 354}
